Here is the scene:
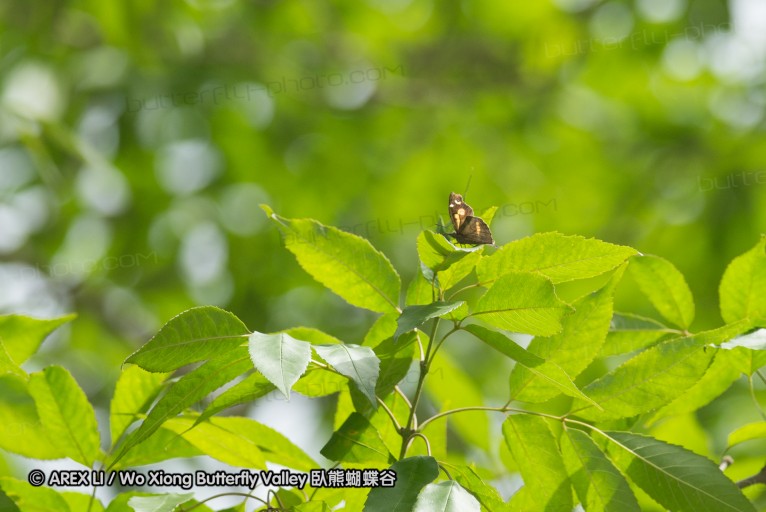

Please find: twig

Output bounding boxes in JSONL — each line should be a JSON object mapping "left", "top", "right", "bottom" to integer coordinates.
{"left": 737, "top": 464, "right": 766, "bottom": 489}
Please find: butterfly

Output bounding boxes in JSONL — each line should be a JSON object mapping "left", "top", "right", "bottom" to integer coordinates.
{"left": 447, "top": 192, "right": 494, "bottom": 245}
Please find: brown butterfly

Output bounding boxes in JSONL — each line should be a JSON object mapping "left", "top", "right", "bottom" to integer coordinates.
{"left": 448, "top": 192, "right": 494, "bottom": 245}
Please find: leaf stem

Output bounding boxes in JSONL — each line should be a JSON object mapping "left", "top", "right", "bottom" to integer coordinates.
{"left": 377, "top": 396, "right": 401, "bottom": 431}
{"left": 419, "top": 405, "right": 560, "bottom": 431}
{"left": 400, "top": 317, "right": 440, "bottom": 458}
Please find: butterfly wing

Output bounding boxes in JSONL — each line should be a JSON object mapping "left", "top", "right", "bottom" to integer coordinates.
{"left": 454, "top": 216, "right": 494, "bottom": 245}
{"left": 449, "top": 192, "right": 474, "bottom": 232}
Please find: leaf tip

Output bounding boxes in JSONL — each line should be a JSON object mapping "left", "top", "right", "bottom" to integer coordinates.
{"left": 259, "top": 204, "right": 275, "bottom": 218}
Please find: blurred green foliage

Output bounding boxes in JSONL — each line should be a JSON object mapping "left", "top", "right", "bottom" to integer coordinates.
{"left": 1, "top": 0, "right": 765, "bottom": 507}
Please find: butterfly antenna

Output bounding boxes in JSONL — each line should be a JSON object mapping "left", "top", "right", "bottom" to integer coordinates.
{"left": 434, "top": 215, "right": 448, "bottom": 234}
{"left": 463, "top": 174, "right": 473, "bottom": 199}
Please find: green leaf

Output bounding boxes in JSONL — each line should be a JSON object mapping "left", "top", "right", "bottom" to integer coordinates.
{"left": 413, "top": 481, "right": 481, "bottom": 512}
{"left": 727, "top": 421, "right": 766, "bottom": 449}
{"left": 603, "top": 431, "right": 755, "bottom": 512}
{"left": 477, "top": 232, "right": 636, "bottom": 285}
{"left": 438, "top": 463, "right": 508, "bottom": 512}
{"left": 109, "top": 365, "right": 169, "bottom": 446}
{"left": 333, "top": 386, "right": 355, "bottom": 430}
{"left": 502, "top": 415, "right": 572, "bottom": 512}
{"left": 320, "top": 412, "right": 394, "bottom": 464}
{"left": 104, "top": 492, "right": 163, "bottom": 512}
{"left": 477, "top": 205, "right": 498, "bottom": 226}
{"left": 61, "top": 491, "right": 104, "bottom": 512}
{"left": 724, "top": 346, "right": 766, "bottom": 376}
{"left": 110, "top": 427, "right": 201, "bottom": 470}
{"left": 127, "top": 493, "right": 194, "bottom": 512}
{"left": 282, "top": 326, "right": 343, "bottom": 345}
{"left": 463, "top": 325, "right": 600, "bottom": 409}
{"left": 561, "top": 428, "right": 640, "bottom": 512}
{"left": 648, "top": 350, "right": 742, "bottom": 423}
{"left": 374, "top": 333, "right": 416, "bottom": 398}
{"left": 471, "top": 271, "right": 572, "bottom": 336}
{"left": 406, "top": 267, "right": 436, "bottom": 306}
{"left": 163, "top": 416, "right": 267, "bottom": 468}
{"left": 576, "top": 322, "right": 750, "bottom": 421}
{"left": 293, "top": 368, "right": 348, "bottom": 397}
{"left": 720, "top": 236, "right": 766, "bottom": 324}
{"left": 294, "top": 503, "right": 332, "bottom": 512}
{"left": 628, "top": 255, "right": 695, "bottom": 329}
{"left": 197, "top": 371, "right": 276, "bottom": 424}
{"left": 437, "top": 251, "right": 483, "bottom": 291}
{"left": 109, "top": 348, "right": 252, "bottom": 468}
{"left": 364, "top": 313, "right": 398, "bottom": 347}
{"left": 371, "top": 390, "right": 411, "bottom": 458}
{"left": 28, "top": 366, "right": 100, "bottom": 467}
{"left": 0, "top": 375, "right": 67, "bottom": 459}
{"left": 0, "top": 339, "right": 25, "bottom": 378}
{"left": 509, "top": 269, "right": 620, "bottom": 402}
{"left": 364, "top": 456, "right": 439, "bottom": 512}
{"left": 248, "top": 332, "right": 312, "bottom": 399}
{"left": 603, "top": 313, "right": 677, "bottom": 356}
{"left": 424, "top": 350, "right": 490, "bottom": 450}
{"left": 263, "top": 205, "right": 401, "bottom": 314}
{"left": 395, "top": 301, "right": 465, "bottom": 339}
{"left": 417, "top": 230, "right": 458, "bottom": 270}
{"left": 314, "top": 343, "right": 380, "bottom": 409}
{"left": 0, "top": 477, "right": 71, "bottom": 512}
{"left": 0, "top": 314, "right": 75, "bottom": 364}
{"left": 125, "top": 306, "right": 248, "bottom": 372}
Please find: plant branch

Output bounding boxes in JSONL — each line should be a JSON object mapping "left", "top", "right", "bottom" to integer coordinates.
{"left": 400, "top": 317, "right": 440, "bottom": 458}
{"left": 410, "top": 432, "right": 432, "bottom": 456}
{"left": 737, "top": 463, "right": 766, "bottom": 489}
{"left": 427, "top": 326, "right": 459, "bottom": 365}
{"left": 395, "top": 385, "right": 412, "bottom": 408}
{"left": 377, "top": 396, "right": 401, "bottom": 431}
{"left": 419, "top": 405, "right": 560, "bottom": 431}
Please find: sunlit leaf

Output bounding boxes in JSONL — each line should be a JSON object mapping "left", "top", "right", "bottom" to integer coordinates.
{"left": 109, "top": 348, "right": 252, "bottom": 468}
{"left": 314, "top": 343, "right": 380, "bottom": 408}
{"left": 364, "top": 456, "right": 439, "bottom": 512}
{"left": 28, "top": 366, "right": 100, "bottom": 467}
{"left": 395, "top": 301, "right": 465, "bottom": 339}
{"left": 125, "top": 306, "right": 248, "bottom": 372}
{"left": 477, "top": 232, "right": 636, "bottom": 285}
{"left": 561, "top": 428, "right": 640, "bottom": 512}
{"left": 575, "top": 322, "right": 750, "bottom": 421}
{"left": 603, "top": 431, "right": 755, "bottom": 512}
{"left": 0, "top": 314, "right": 76, "bottom": 365}
{"left": 628, "top": 254, "right": 695, "bottom": 330}
{"left": 0, "top": 477, "right": 72, "bottom": 512}
{"left": 509, "top": 268, "right": 621, "bottom": 402}
{"left": 127, "top": 493, "right": 194, "bottom": 512}
{"left": 719, "top": 236, "right": 766, "bottom": 324}
{"left": 110, "top": 364, "right": 169, "bottom": 446}
{"left": 413, "top": 481, "right": 480, "bottom": 512}
{"left": 472, "top": 271, "right": 572, "bottom": 336}
{"left": 439, "top": 463, "right": 508, "bottom": 512}
{"left": 603, "top": 313, "right": 677, "bottom": 356}
{"left": 727, "top": 421, "right": 766, "bottom": 450}
{"left": 464, "top": 324, "right": 599, "bottom": 408}
{"left": 424, "top": 350, "right": 490, "bottom": 450}
{"left": 321, "top": 412, "right": 394, "bottom": 464}
{"left": 196, "top": 371, "right": 276, "bottom": 424}
{"left": 263, "top": 205, "right": 401, "bottom": 314}
{"left": 502, "top": 415, "right": 572, "bottom": 512}
{"left": 248, "top": 332, "right": 311, "bottom": 399}
{"left": 648, "top": 350, "right": 742, "bottom": 423}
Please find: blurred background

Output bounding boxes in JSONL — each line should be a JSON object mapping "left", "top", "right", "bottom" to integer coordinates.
{"left": 1, "top": 0, "right": 766, "bottom": 508}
